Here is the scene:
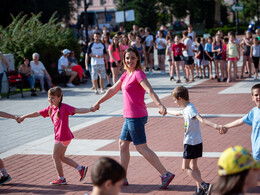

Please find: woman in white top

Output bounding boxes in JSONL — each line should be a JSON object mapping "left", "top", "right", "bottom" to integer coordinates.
{"left": 145, "top": 27, "right": 154, "bottom": 74}
{"left": 0, "top": 51, "right": 9, "bottom": 98}
{"left": 155, "top": 30, "right": 167, "bottom": 74}
{"left": 30, "top": 53, "right": 52, "bottom": 93}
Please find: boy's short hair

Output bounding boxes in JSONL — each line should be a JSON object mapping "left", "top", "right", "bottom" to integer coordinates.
{"left": 91, "top": 157, "right": 126, "bottom": 187}
{"left": 183, "top": 30, "right": 188, "bottom": 36}
{"left": 251, "top": 84, "right": 260, "bottom": 95}
{"left": 172, "top": 86, "right": 189, "bottom": 101}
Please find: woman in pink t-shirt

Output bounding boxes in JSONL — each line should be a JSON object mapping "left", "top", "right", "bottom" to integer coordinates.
{"left": 92, "top": 47, "right": 175, "bottom": 189}
{"left": 108, "top": 35, "right": 123, "bottom": 85}
{"left": 18, "top": 87, "right": 93, "bottom": 185}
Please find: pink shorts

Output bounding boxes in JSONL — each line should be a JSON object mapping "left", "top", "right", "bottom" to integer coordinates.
{"left": 55, "top": 139, "right": 71, "bottom": 146}
{"left": 228, "top": 57, "right": 238, "bottom": 61}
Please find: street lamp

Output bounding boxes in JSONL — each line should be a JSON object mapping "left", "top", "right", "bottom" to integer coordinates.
{"left": 123, "top": 0, "right": 126, "bottom": 29}
{"left": 84, "top": 0, "right": 91, "bottom": 46}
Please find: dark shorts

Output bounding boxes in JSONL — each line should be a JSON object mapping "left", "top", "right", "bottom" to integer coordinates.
{"left": 252, "top": 56, "right": 259, "bottom": 69}
{"left": 174, "top": 55, "right": 183, "bottom": 61}
{"left": 120, "top": 116, "right": 148, "bottom": 145}
{"left": 168, "top": 57, "right": 173, "bottom": 62}
{"left": 111, "top": 61, "right": 121, "bottom": 68}
{"left": 214, "top": 53, "right": 223, "bottom": 60}
{"left": 205, "top": 52, "right": 213, "bottom": 61}
{"left": 146, "top": 46, "right": 154, "bottom": 54}
{"left": 183, "top": 143, "right": 203, "bottom": 159}
{"left": 184, "top": 56, "right": 194, "bottom": 65}
{"left": 157, "top": 49, "right": 166, "bottom": 55}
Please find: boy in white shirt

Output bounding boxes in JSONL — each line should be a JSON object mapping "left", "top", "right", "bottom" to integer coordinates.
{"left": 167, "top": 86, "right": 222, "bottom": 195}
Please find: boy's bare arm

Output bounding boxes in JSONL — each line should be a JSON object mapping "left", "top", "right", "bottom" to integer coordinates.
{"left": 167, "top": 110, "right": 182, "bottom": 116}
{"left": 195, "top": 114, "right": 219, "bottom": 129}
{"left": 224, "top": 118, "right": 244, "bottom": 129}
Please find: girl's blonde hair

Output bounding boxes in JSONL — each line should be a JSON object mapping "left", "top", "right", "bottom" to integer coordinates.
{"left": 48, "top": 86, "right": 63, "bottom": 118}
{"left": 123, "top": 47, "right": 142, "bottom": 73}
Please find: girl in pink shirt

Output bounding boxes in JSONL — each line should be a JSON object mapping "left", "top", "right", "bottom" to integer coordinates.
{"left": 108, "top": 35, "right": 123, "bottom": 85}
{"left": 92, "top": 47, "right": 175, "bottom": 189}
{"left": 18, "top": 87, "right": 93, "bottom": 185}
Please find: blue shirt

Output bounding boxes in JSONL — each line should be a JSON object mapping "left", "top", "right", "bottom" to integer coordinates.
{"left": 242, "top": 107, "right": 260, "bottom": 160}
{"left": 205, "top": 43, "right": 212, "bottom": 52}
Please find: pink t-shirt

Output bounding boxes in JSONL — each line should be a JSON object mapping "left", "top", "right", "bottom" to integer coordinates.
{"left": 108, "top": 45, "right": 121, "bottom": 62}
{"left": 120, "top": 69, "right": 148, "bottom": 118}
{"left": 39, "top": 103, "right": 75, "bottom": 141}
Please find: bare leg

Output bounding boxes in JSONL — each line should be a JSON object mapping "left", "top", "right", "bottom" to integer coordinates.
{"left": 190, "top": 158, "right": 202, "bottom": 188}
{"left": 136, "top": 143, "right": 167, "bottom": 175}
{"left": 182, "top": 158, "right": 203, "bottom": 185}
{"left": 119, "top": 140, "right": 131, "bottom": 174}
{"left": 68, "top": 71, "right": 78, "bottom": 84}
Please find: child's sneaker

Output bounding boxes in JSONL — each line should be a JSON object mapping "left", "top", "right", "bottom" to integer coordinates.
{"left": 79, "top": 166, "right": 88, "bottom": 181}
{"left": 159, "top": 172, "right": 175, "bottom": 189}
{"left": 123, "top": 178, "right": 129, "bottom": 186}
{"left": 50, "top": 178, "right": 67, "bottom": 185}
{"left": 0, "top": 175, "right": 12, "bottom": 185}
{"left": 201, "top": 182, "right": 212, "bottom": 195}
{"left": 193, "top": 188, "right": 205, "bottom": 195}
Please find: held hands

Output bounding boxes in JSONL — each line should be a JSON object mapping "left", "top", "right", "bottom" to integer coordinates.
{"left": 158, "top": 104, "right": 167, "bottom": 116}
{"left": 15, "top": 116, "right": 25, "bottom": 123}
{"left": 216, "top": 125, "right": 228, "bottom": 134}
{"left": 92, "top": 103, "right": 100, "bottom": 112}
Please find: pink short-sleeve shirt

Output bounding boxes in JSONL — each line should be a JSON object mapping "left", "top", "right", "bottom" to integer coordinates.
{"left": 108, "top": 45, "right": 121, "bottom": 63}
{"left": 39, "top": 103, "right": 75, "bottom": 141}
{"left": 120, "top": 69, "right": 148, "bottom": 118}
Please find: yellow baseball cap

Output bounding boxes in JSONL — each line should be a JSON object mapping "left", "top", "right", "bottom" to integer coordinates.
{"left": 218, "top": 145, "right": 260, "bottom": 176}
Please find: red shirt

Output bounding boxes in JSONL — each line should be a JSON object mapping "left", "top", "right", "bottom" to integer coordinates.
{"left": 171, "top": 43, "right": 185, "bottom": 56}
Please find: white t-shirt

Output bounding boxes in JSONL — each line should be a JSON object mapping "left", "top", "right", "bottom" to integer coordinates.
{"left": 58, "top": 56, "right": 69, "bottom": 73}
{"left": 145, "top": 35, "right": 154, "bottom": 47}
{"left": 182, "top": 103, "right": 203, "bottom": 145}
{"left": 183, "top": 38, "right": 194, "bottom": 57}
{"left": 88, "top": 42, "right": 106, "bottom": 66}
{"left": 155, "top": 38, "right": 166, "bottom": 49}
{"left": 30, "top": 61, "right": 46, "bottom": 77}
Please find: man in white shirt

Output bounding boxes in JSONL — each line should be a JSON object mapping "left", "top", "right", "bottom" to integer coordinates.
{"left": 87, "top": 31, "right": 106, "bottom": 94}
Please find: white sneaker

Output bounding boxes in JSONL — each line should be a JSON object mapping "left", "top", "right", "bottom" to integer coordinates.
{"left": 66, "top": 83, "right": 75, "bottom": 87}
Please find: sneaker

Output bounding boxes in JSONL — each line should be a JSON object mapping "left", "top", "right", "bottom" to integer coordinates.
{"left": 40, "top": 90, "right": 45, "bottom": 93}
{"left": 201, "top": 182, "right": 212, "bottom": 195}
{"left": 0, "top": 175, "right": 12, "bottom": 185}
{"left": 156, "top": 67, "right": 161, "bottom": 71}
{"left": 193, "top": 188, "right": 205, "bottom": 195}
{"left": 95, "top": 90, "right": 99, "bottom": 95}
{"left": 50, "top": 178, "right": 67, "bottom": 185}
{"left": 66, "top": 83, "right": 75, "bottom": 88}
{"left": 79, "top": 166, "right": 88, "bottom": 181}
{"left": 100, "top": 90, "right": 105, "bottom": 94}
{"left": 176, "top": 80, "right": 181, "bottom": 83}
{"left": 123, "top": 178, "right": 129, "bottom": 186}
{"left": 159, "top": 172, "right": 175, "bottom": 189}
{"left": 106, "top": 84, "right": 112, "bottom": 88}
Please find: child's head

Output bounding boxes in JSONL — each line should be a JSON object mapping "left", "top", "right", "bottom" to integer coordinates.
{"left": 256, "top": 28, "right": 260, "bottom": 36}
{"left": 214, "top": 146, "right": 260, "bottom": 195}
{"left": 91, "top": 157, "right": 126, "bottom": 195}
{"left": 182, "top": 30, "right": 188, "bottom": 37}
{"left": 196, "top": 37, "right": 201, "bottom": 44}
{"left": 174, "top": 35, "right": 180, "bottom": 43}
{"left": 245, "top": 30, "right": 252, "bottom": 39}
{"left": 171, "top": 86, "right": 189, "bottom": 106}
{"left": 251, "top": 84, "right": 260, "bottom": 108}
{"left": 224, "top": 37, "right": 229, "bottom": 44}
{"left": 207, "top": 36, "right": 213, "bottom": 43}
{"left": 48, "top": 87, "right": 63, "bottom": 116}
{"left": 253, "top": 37, "right": 259, "bottom": 45}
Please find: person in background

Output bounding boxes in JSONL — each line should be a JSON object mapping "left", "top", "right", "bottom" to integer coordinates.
{"left": 251, "top": 37, "right": 260, "bottom": 80}
{"left": 188, "top": 25, "right": 196, "bottom": 42}
{"left": 30, "top": 52, "right": 52, "bottom": 92}
{"left": 19, "top": 58, "right": 37, "bottom": 96}
{"left": 240, "top": 31, "right": 253, "bottom": 78}
{"left": 155, "top": 30, "right": 167, "bottom": 74}
{"left": 0, "top": 51, "right": 9, "bottom": 99}
{"left": 145, "top": 27, "right": 154, "bottom": 75}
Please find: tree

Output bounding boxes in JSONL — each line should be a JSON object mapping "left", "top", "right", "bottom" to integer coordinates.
{"left": 0, "top": 0, "right": 76, "bottom": 27}
{"left": 117, "top": 0, "right": 159, "bottom": 31}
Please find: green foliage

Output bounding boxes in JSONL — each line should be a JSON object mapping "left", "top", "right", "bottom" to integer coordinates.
{"left": 117, "top": 0, "right": 158, "bottom": 31}
{"left": 205, "top": 25, "right": 248, "bottom": 36}
{"left": 0, "top": 12, "right": 80, "bottom": 75}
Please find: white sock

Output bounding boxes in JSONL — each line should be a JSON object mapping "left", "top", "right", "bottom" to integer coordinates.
{"left": 76, "top": 165, "right": 82, "bottom": 171}
{"left": 0, "top": 168, "right": 8, "bottom": 177}
{"left": 59, "top": 176, "right": 65, "bottom": 180}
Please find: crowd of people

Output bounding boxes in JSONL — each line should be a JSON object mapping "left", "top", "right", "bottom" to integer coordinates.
{"left": 0, "top": 24, "right": 260, "bottom": 195}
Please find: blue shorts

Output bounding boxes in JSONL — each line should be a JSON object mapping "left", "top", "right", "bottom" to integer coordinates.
{"left": 120, "top": 116, "right": 148, "bottom": 145}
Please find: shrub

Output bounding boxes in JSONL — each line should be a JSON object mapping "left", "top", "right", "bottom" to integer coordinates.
{"left": 205, "top": 25, "right": 248, "bottom": 36}
{"left": 0, "top": 12, "right": 80, "bottom": 76}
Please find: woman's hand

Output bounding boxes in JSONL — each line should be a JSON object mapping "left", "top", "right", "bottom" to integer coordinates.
{"left": 92, "top": 103, "right": 100, "bottom": 111}
{"left": 158, "top": 104, "right": 167, "bottom": 116}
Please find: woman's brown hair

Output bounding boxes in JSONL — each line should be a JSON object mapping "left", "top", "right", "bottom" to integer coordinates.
{"left": 123, "top": 47, "right": 142, "bottom": 73}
